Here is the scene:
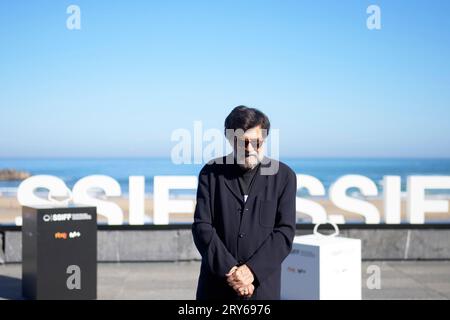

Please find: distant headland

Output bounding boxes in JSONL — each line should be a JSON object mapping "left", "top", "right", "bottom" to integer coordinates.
{"left": 0, "top": 169, "right": 31, "bottom": 181}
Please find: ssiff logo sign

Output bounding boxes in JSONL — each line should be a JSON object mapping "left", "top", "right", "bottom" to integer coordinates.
{"left": 16, "top": 174, "right": 450, "bottom": 225}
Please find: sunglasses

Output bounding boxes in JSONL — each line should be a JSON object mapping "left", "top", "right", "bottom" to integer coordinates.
{"left": 234, "top": 137, "right": 265, "bottom": 150}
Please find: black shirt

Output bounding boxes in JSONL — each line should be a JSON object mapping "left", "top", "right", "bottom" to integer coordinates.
{"left": 237, "top": 163, "right": 260, "bottom": 202}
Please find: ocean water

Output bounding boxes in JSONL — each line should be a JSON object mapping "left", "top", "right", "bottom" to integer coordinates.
{"left": 1, "top": 158, "right": 450, "bottom": 196}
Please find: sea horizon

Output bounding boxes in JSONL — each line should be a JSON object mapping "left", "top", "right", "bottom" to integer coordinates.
{"left": 1, "top": 157, "right": 450, "bottom": 196}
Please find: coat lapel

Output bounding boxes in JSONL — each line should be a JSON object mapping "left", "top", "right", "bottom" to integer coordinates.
{"left": 224, "top": 176, "right": 243, "bottom": 203}
{"left": 223, "top": 154, "right": 244, "bottom": 203}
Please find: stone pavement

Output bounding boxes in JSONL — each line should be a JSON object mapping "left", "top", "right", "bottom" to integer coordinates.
{"left": 1, "top": 261, "right": 449, "bottom": 300}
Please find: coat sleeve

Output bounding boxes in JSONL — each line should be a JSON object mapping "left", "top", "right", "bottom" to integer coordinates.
{"left": 245, "top": 169, "right": 297, "bottom": 285}
{"left": 192, "top": 168, "right": 238, "bottom": 277}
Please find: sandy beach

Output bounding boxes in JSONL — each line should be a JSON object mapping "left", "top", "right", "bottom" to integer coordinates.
{"left": 0, "top": 195, "right": 449, "bottom": 224}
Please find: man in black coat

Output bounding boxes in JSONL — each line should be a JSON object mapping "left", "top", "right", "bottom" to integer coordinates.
{"left": 192, "top": 106, "right": 297, "bottom": 300}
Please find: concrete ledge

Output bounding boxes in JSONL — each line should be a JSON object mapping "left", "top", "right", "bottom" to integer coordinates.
{"left": 2, "top": 229, "right": 201, "bottom": 263}
{"left": 296, "top": 229, "right": 450, "bottom": 260}
{"left": 1, "top": 228, "right": 450, "bottom": 263}
{"left": 97, "top": 230, "right": 201, "bottom": 262}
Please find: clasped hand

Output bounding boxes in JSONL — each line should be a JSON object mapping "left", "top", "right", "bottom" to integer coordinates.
{"left": 225, "top": 264, "right": 255, "bottom": 298}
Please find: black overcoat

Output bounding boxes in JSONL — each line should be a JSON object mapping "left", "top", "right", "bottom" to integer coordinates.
{"left": 192, "top": 155, "right": 297, "bottom": 300}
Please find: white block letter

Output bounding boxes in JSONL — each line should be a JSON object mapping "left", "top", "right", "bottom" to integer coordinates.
{"left": 407, "top": 176, "right": 450, "bottom": 224}
{"left": 129, "top": 176, "right": 146, "bottom": 225}
{"left": 329, "top": 175, "right": 380, "bottom": 224}
{"left": 383, "top": 176, "right": 402, "bottom": 224}
{"left": 153, "top": 176, "right": 197, "bottom": 224}
{"left": 73, "top": 175, "right": 123, "bottom": 225}
{"left": 296, "top": 174, "right": 328, "bottom": 223}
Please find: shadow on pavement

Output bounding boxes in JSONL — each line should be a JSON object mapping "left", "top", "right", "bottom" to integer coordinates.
{"left": 0, "top": 275, "right": 23, "bottom": 300}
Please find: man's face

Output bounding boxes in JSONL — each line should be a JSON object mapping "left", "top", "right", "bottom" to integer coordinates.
{"left": 233, "top": 126, "right": 266, "bottom": 170}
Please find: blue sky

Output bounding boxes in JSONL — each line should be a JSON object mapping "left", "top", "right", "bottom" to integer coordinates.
{"left": 1, "top": 0, "right": 449, "bottom": 158}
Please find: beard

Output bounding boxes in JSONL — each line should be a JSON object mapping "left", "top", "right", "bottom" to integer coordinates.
{"left": 235, "top": 152, "right": 263, "bottom": 170}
